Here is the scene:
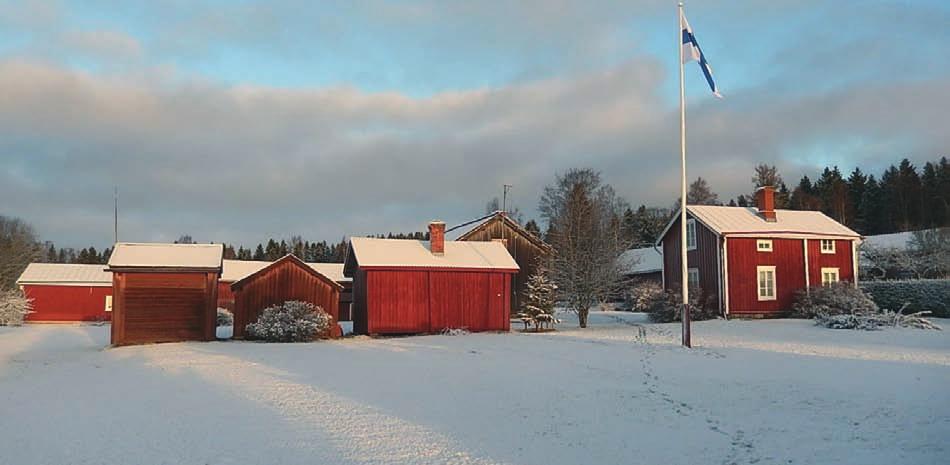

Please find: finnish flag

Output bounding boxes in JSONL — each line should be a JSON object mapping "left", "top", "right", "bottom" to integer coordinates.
{"left": 681, "top": 14, "right": 722, "bottom": 98}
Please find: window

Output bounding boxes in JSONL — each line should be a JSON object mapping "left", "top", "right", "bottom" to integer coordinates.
{"left": 756, "top": 239, "right": 773, "bottom": 252}
{"left": 820, "top": 239, "right": 836, "bottom": 254}
{"left": 821, "top": 267, "right": 840, "bottom": 286}
{"left": 757, "top": 266, "right": 776, "bottom": 301}
{"left": 686, "top": 219, "right": 697, "bottom": 251}
{"left": 105, "top": 295, "right": 113, "bottom": 312}
{"left": 687, "top": 268, "right": 700, "bottom": 293}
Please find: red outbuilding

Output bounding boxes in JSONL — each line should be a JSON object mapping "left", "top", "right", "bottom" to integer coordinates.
{"left": 16, "top": 263, "right": 113, "bottom": 322}
{"left": 218, "top": 259, "right": 352, "bottom": 318}
{"left": 344, "top": 221, "right": 519, "bottom": 335}
{"left": 107, "top": 243, "right": 223, "bottom": 346}
{"left": 658, "top": 186, "right": 862, "bottom": 318}
{"left": 230, "top": 254, "right": 343, "bottom": 339}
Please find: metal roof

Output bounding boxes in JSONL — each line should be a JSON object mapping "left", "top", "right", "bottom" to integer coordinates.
{"left": 221, "top": 259, "right": 348, "bottom": 283}
{"left": 618, "top": 247, "right": 663, "bottom": 275}
{"left": 658, "top": 206, "right": 861, "bottom": 243}
{"left": 347, "top": 237, "right": 519, "bottom": 270}
{"left": 107, "top": 242, "right": 223, "bottom": 270}
{"left": 16, "top": 263, "right": 111, "bottom": 287}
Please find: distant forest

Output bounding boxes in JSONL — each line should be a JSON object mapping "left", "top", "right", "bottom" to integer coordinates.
{"left": 34, "top": 156, "right": 950, "bottom": 264}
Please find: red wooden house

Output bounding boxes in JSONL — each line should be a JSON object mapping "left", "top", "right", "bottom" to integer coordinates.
{"left": 658, "top": 186, "right": 861, "bottom": 317}
{"left": 344, "top": 221, "right": 519, "bottom": 335}
{"left": 16, "top": 263, "right": 113, "bottom": 322}
{"left": 218, "top": 259, "right": 352, "bottom": 318}
{"left": 230, "top": 254, "right": 343, "bottom": 339}
{"left": 107, "top": 243, "right": 223, "bottom": 346}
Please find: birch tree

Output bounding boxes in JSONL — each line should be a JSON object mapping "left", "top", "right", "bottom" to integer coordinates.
{"left": 0, "top": 216, "right": 42, "bottom": 291}
{"left": 539, "top": 169, "right": 630, "bottom": 328}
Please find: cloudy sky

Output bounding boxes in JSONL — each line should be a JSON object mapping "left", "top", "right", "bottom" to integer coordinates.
{"left": 3, "top": 0, "right": 948, "bottom": 249}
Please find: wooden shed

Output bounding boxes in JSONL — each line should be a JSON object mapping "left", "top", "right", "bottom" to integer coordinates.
{"left": 345, "top": 221, "right": 519, "bottom": 335}
{"left": 218, "top": 259, "right": 352, "bottom": 319}
{"left": 107, "top": 243, "right": 223, "bottom": 346}
{"left": 455, "top": 212, "right": 552, "bottom": 314}
{"left": 16, "top": 263, "right": 112, "bottom": 322}
{"left": 230, "top": 254, "right": 343, "bottom": 339}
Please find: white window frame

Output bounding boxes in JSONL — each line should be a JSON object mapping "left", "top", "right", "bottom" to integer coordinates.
{"left": 820, "top": 239, "right": 836, "bottom": 254}
{"left": 756, "top": 239, "right": 773, "bottom": 252}
{"left": 686, "top": 219, "right": 697, "bottom": 251}
{"left": 687, "top": 268, "right": 700, "bottom": 293}
{"left": 821, "top": 267, "right": 840, "bottom": 286}
{"left": 757, "top": 265, "right": 777, "bottom": 301}
{"left": 105, "top": 295, "right": 113, "bottom": 312}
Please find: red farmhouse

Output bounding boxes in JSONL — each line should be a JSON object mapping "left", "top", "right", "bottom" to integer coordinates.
{"left": 16, "top": 263, "right": 113, "bottom": 322}
{"left": 658, "top": 186, "right": 861, "bottom": 317}
{"left": 344, "top": 221, "right": 519, "bottom": 335}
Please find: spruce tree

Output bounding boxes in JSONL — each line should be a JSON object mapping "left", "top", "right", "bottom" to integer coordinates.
{"left": 522, "top": 261, "right": 558, "bottom": 330}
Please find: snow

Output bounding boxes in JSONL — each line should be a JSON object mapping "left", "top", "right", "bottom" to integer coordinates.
{"left": 1, "top": 315, "right": 948, "bottom": 465}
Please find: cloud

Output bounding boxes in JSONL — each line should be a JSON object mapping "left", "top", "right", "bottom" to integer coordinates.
{"left": 1, "top": 53, "right": 947, "bottom": 250}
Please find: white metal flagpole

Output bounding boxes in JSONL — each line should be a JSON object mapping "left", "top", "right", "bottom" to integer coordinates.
{"left": 678, "top": 2, "right": 691, "bottom": 348}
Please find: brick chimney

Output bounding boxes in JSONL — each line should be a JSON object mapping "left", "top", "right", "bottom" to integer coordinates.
{"left": 755, "top": 186, "right": 777, "bottom": 222}
{"left": 428, "top": 221, "right": 445, "bottom": 255}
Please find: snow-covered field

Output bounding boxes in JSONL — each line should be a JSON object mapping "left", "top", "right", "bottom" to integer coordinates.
{"left": 2, "top": 313, "right": 948, "bottom": 465}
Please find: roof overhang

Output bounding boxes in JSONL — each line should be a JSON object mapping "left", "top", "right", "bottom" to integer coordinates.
{"left": 17, "top": 281, "right": 112, "bottom": 287}
{"left": 357, "top": 265, "right": 520, "bottom": 274}
{"left": 106, "top": 266, "right": 222, "bottom": 273}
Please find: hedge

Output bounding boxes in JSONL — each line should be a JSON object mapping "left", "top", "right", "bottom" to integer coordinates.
{"left": 860, "top": 279, "right": 950, "bottom": 318}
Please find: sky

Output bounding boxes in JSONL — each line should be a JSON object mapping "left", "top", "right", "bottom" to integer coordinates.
{"left": 2, "top": 0, "right": 949, "bottom": 250}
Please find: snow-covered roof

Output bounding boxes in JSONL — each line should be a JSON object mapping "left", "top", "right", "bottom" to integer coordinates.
{"left": 107, "top": 243, "right": 223, "bottom": 270}
{"left": 346, "top": 237, "right": 519, "bottom": 271}
{"left": 16, "top": 263, "right": 111, "bottom": 287}
{"left": 660, "top": 206, "right": 860, "bottom": 243}
{"left": 861, "top": 230, "right": 918, "bottom": 250}
{"left": 618, "top": 247, "right": 663, "bottom": 275}
{"left": 221, "top": 259, "right": 348, "bottom": 283}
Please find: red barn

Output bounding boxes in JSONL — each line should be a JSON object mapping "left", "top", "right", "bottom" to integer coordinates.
{"left": 658, "top": 186, "right": 861, "bottom": 317}
{"left": 218, "top": 259, "right": 352, "bottom": 318}
{"left": 344, "top": 221, "right": 519, "bottom": 335}
{"left": 16, "top": 264, "right": 112, "bottom": 322}
{"left": 230, "top": 254, "right": 343, "bottom": 339}
{"left": 107, "top": 243, "right": 223, "bottom": 346}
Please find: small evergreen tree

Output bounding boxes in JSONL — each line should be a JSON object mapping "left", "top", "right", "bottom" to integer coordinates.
{"left": 521, "top": 261, "right": 558, "bottom": 331}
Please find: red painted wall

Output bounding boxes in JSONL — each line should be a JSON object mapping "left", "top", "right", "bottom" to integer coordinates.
{"left": 22, "top": 285, "right": 112, "bottom": 322}
{"left": 358, "top": 268, "right": 512, "bottom": 335}
{"left": 662, "top": 215, "right": 722, "bottom": 311}
{"left": 807, "top": 239, "right": 855, "bottom": 286}
{"left": 726, "top": 238, "right": 806, "bottom": 316}
{"left": 217, "top": 282, "right": 235, "bottom": 310}
{"left": 111, "top": 271, "right": 218, "bottom": 346}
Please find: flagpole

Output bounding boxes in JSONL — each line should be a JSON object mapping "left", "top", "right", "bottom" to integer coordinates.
{"left": 678, "top": 2, "right": 691, "bottom": 348}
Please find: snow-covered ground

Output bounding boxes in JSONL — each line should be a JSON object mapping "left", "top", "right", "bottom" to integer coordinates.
{"left": 1, "top": 313, "right": 948, "bottom": 465}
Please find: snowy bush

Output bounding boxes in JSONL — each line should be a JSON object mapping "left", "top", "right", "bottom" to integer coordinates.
{"left": 245, "top": 300, "right": 331, "bottom": 342}
{"left": 624, "top": 281, "right": 665, "bottom": 312}
{"left": 860, "top": 279, "right": 950, "bottom": 317}
{"left": 792, "top": 284, "right": 878, "bottom": 318}
{"left": 0, "top": 289, "right": 33, "bottom": 326}
{"left": 216, "top": 308, "right": 233, "bottom": 326}
{"left": 646, "top": 286, "right": 718, "bottom": 323}
{"left": 815, "top": 308, "right": 941, "bottom": 331}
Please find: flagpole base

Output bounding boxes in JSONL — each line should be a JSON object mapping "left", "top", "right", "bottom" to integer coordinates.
{"left": 682, "top": 303, "right": 692, "bottom": 348}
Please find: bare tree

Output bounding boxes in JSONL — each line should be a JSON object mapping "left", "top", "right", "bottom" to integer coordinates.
{"left": 673, "top": 176, "right": 720, "bottom": 210}
{"left": 0, "top": 215, "right": 43, "bottom": 290}
{"left": 540, "top": 169, "right": 630, "bottom": 328}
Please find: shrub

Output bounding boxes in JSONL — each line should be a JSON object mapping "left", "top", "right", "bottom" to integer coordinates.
{"left": 647, "top": 286, "right": 719, "bottom": 323}
{"left": 792, "top": 284, "right": 878, "bottom": 318}
{"left": 216, "top": 308, "right": 233, "bottom": 326}
{"left": 245, "top": 300, "right": 331, "bottom": 342}
{"left": 624, "top": 281, "right": 665, "bottom": 313}
{"left": 0, "top": 290, "right": 33, "bottom": 326}
{"left": 860, "top": 279, "right": 950, "bottom": 318}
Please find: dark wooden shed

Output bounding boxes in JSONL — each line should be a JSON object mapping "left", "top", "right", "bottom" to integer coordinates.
{"left": 107, "top": 243, "right": 223, "bottom": 346}
{"left": 455, "top": 212, "right": 552, "bottom": 314}
{"left": 345, "top": 221, "right": 519, "bottom": 335}
{"left": 231, "top": 254, "right": 343, "bottom": 339}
